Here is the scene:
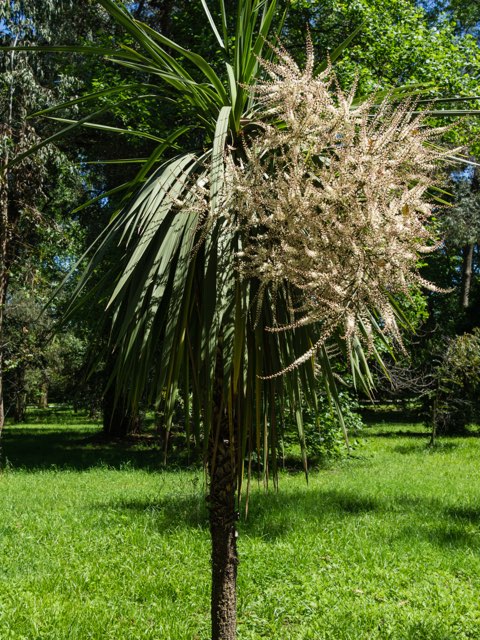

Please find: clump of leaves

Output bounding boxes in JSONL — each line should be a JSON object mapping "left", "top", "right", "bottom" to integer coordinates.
{"left": 432, "top": 328, "right": 480, "bottom": 433}
{"left": 283, "top": 391, "right": 363, "bottom": 463}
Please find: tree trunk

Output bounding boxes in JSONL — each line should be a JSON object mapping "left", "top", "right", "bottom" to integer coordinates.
{"left": 429, "top": 394, "right": 438, "bottom": 447}
{"left": 209, "top": 437, "right": 238, "bottom": 639}
{"left": 38, "top": 383, "right": 48, "bottom": 409}
{"left": 12, "top": 367, "right": 27, "bottom": 422}
{"left": 13, "top": 387, "right": 27, "bottom": 422}
{"left": 0, "top": 342, "right": 4, "bottom": 472}
{"left": 461, "top": 243, "right": 475, "bottom": 309}
{"left": 209, "top": 344, "right": 238, "bottom": 640}
{"left": 0, "top": 171, "right": 8, "bottom": 470}
{"left": 102, "top": 384, "right": 139, "bottom": 438}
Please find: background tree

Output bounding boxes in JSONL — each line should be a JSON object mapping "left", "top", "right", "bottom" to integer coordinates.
{"left": 442, "top": 169, "right": 480, "bottom": 311}
{"left": 0, "top": 0, "right": 88, "bottom": 445}
{"left": 3, "top": 223, "right": 85, "bottom": 421}
{"left": 420, "top": 0, "right": 480, "bottom": 38}
{"left": 429, "top": 328, "right": 480, "bottom": 441}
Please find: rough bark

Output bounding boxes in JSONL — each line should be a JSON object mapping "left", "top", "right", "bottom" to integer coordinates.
{"left": 0, "top": 343, "right": 4, "bottom": 471}
{"left": 14, "top": 393, "right": 27, "bottom": 422}
{"left": 209, "top": 345, "right": 238, "bottom": 640}
{"left": 38, "top": 383, "right": 48, "bottom": 410}
{"left": 209, "top": 438, "right": 238, "bottom": 640}
{"left": 461, "top": 242, "right": 475, "bottom": 309}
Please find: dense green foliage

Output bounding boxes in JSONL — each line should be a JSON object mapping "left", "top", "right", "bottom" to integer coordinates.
{"left": 431, "top": 328, "right": 480, "bottom": 433}
{"left": 2, "top": 0, "right": 479, "bottom": 434}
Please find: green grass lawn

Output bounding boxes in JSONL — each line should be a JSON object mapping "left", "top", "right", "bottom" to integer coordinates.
{"left": 1, "top": 413, "right": 480, "bottom": 639}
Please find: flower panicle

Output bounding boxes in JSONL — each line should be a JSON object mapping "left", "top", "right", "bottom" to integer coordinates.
{"left": 236, "top": 46, "right": 455, "bottom": 356}
{"left": 188, "top": 39, "right": 459, "bottom": 372}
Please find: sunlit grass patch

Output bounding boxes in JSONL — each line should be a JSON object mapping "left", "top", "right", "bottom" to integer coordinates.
{"left": 1, "top": 415, "right": 480, "bottom": 638}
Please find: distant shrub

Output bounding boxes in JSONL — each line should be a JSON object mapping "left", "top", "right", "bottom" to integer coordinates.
{"left": 432, "top": 328, "right": 480, "bottom": 434}
{"left": 283, "top": 391, "right": 363, "bottom": 462}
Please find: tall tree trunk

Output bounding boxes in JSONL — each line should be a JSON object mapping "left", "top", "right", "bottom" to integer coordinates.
{"left": 429, "top": 393, "right": 438, "bottom": 447}
{"left": 13, "top": 367, "right": 27, "bottom": 422}
{"left": 209, "top": 344, "right": 238, "bottom": 640}
{"left": 461, "top": 242, "right": 475, "bottom": 309}
{"left": 0, "top": 335, "right": 4, "bottom": 471}
{"left": 38, "top": 382, "right": 48, "bottom": 410}
{"left": 0, "top": 171, "right": 8, "bottom": 470}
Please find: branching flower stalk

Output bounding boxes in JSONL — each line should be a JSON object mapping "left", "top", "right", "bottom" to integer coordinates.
{"left": 184, "top": 38, "right": 455, "bottom": 375}
{"left": 223, "top": 41, "right": 454, "bottom": 373}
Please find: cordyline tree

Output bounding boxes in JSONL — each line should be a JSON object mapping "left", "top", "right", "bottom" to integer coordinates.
{"left": 8, "top": 0, "right": 468, "bottom": 637}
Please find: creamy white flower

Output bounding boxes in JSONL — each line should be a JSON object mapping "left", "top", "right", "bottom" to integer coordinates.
{"left": 225, "top": 39, "right": 453, "bottom": 360}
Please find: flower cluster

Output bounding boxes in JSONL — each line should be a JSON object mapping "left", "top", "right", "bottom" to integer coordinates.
{"left": 223, "top": 40, "right": 451, "bottom": 368}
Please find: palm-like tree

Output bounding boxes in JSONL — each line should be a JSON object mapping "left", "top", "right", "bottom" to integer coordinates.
{"left": 9, "top": 1, "right": 445, "bottom": 637}
{"left": 61, "top": 3, "right": 372, "bottom": 636}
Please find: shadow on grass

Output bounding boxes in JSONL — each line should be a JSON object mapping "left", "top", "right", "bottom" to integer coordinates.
{"left": 106, "top": 488, "right": 480, "bottom": 552}
{"left": 429, "top": 524, "right": 479, "bottom": 548}
{"left": 2, "top": 425, "right": 166, "bottom": 471}
{"left": 5, "top": 418, "right": 480, "bottom": 551}
{"left": 0, "top": 426, "right": 442, "bottom": 473}
{"left": 364, "top": 426, "right": 480, "bottom": 440}
{"left": 446, "top": 505, "right": 480, "bottom": 524}
{"left": 364, "top": 429, "right": 431, "bottom": 439}
{"left": 392, "top": 442, "right": 430, "bottom": 455}
{"left": 110, "top": 489, "right": 381, "bottom": 536}
{"left": 114, "top": 494, "right": 210, "bottom": 530}
{"left": 392, "top": 441, "right": 460, "bottom": 455}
